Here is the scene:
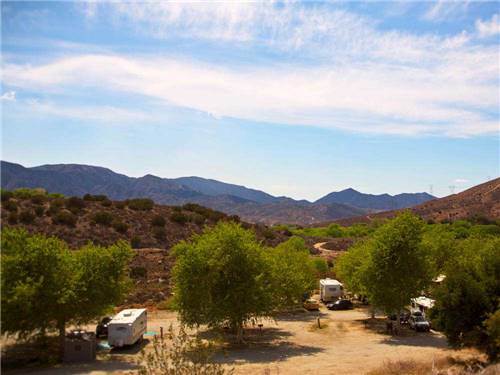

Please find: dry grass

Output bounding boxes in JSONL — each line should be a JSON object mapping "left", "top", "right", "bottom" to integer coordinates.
{"left": 365, "top": 356, "right": 497, "bottom": 375}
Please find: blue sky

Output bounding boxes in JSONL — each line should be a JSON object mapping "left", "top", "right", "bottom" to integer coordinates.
{"left": 1, "top": 1, "right": 499, "bottom": 200}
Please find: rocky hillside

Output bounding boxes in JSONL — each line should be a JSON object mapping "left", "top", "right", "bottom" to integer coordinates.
{"left": 334, "top": 178, "right": 500, "bottom": 225}
{"left": 0, "top": 190, "right": 289, "bottom": 306}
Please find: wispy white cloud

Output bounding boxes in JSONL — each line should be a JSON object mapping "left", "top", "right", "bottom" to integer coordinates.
{"left": 3, "top": 52, "right": 497, "bottom": 137}
{"left": 454, "top": 178, "right": 469, "bottom": 184}
{"left": 1, "top": 91, "right": 16, "bottom": 101}
{"left": 423, "top": 0, "right": 470, "bottom": 22}
{"left": 23, "top": 99, "right": 152, "bottom": 124}
{"left": 476, "top": 14, "right": 500, "bottom": 38}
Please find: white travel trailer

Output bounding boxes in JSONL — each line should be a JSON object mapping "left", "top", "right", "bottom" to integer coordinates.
{"left": 320, "top": 278, "right": 344, "bottom": 302}
{"left": 107, "top": 308, "right": 147, "bottom": 347}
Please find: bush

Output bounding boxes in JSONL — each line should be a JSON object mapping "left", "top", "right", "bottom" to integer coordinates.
{"left": 19, "top": 210, "right": 36, "bottom": 224}
{"left": 191, "top": 213, "right": 205, "bottom": 225}
{"left": 130, "top": 236, "right": 142, "bottom": 249}
{"left": 182, "top": 203, "right": 225, "bottom": 221}
{"left": 48, "top": 193, "right": 64, "bottom": 199}
{"left": 1, "top": 190, "right": 13, "bottom": 202}
{"left": 91, "top": 211, "right": 114, "bottom": 226}
{"left": 156, "top": 296, "right": 177, "bottom": 311}
{"left": 52, "top": 211, "right": 77, "bottom": 227}
{"left": 47, "top": 198, "right": 65, "bottom": 216}
{"left": 3, "top": 200, "right": 18, "bottom": 212}
{"left": 114, "top": 201, "right": 126, "bottom": 209}
{"left": 262, "top": 228, "right": 276, "bottom": 240}
{"left": 112, "top": 221, "right": 128, "bottom": 234}
{"left": 127, "top": 198, "right": 154, "bottom": 211}
{"left": 130, "top": 266, "right": 147, "bottom": 279}
{"left": 153, "top": 227, "right": 167, "bottom": 241}
{"left": 34, "top": 206, "right": 45, "bottom": 217}
{"left": 151, "top": 215, "right": 166, "bottom": 227}
{"left": 7, "top": 212, "right": 18, "bottom": 224}
{"left": 12, "top": 188, "right": 46, "bottom": 199}
{"left": 65, "top": 196, "right": 86, "bottom": 211}
{"left": 31, "top": 194, "right": 47, "bottom": 205}
{"left": 137, "top": 325, "right": 231, "bottom": 375}
{"left": 170, "top": 212, "right": 189, "bottom": 224}
{"left": 100, "top": 199, "right": 112, "bottom": 207}
{"left": 83, "top": 194, "right": 108, "bottom": 202}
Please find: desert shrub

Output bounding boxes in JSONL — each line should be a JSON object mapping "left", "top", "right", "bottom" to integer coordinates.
{"left": 191, "top": 213, "right": 205, "bottom": 225}
{"left": 19, "top": 210, "right": 36, "bottom": 224}
{"left": 228, "top": 215, "right": 240, "bottom": 223}
{"left": 51, "top": 198, "right": 65, "bottom": 209}
{"left": 157, "top": 296, "right": 177, "bottom": 311}
{"left": 130, "top": 236, "right": 142, "bottom": 249}
{"left": 31, "top": 194, "right": 47, "bottom": 205}
{"left": 137, "top": 325, "right": 232, "bottom": 375}
{"left": 114, "top": 201, "right": 126, "bottom": 209}
{"left": 153, "top": 227, "right": 167, "bottom": 241}
{"left": 65, "top": 196, "right": 86, "bottom": 211}
{"left": 170, "top": 211, "right": 189, "bottom": 224}
{"left": 127, "top": 198, "right": 154, "bottom": 211}
{"left": 130, "top": 266, "right": 147, "bottom": 279}
{"left": 100, "top": 199, "right": 112, "bottom": 207}
{"left": 91, "top": 211, "right": 114, "bottom": 226}
{"left": 52, "top": 211, "right": 77, "bottom": 227}
{"left": 112, "top": 221, "right": 128, "bottom": 234}
{"left": 3, "top": 200, "right": 18, "bottom": 212}
{"left": 182, "top": 203, "right": 225, "bottom": 221}
{"left": 262, "top": 227, "right": 276, "bottom": 240}
{"left": 172, "top": 206, "right": 182, "bottom": 213}
{"left": 83, "top": 194, "right": 108, "bottom": 202}
{"left": 48, "top": 193, "right": 64, "bottom": 199}
{"left": 34, "top": 206, "right": 45, "bottom": 217}
{"left": 12, "top": 188, "right": 45, "bottom": 199}
{"left": 151, "top": 215, "right": 166, "bottom": 227}
{"left": 7, "top": 212, "right": 18, "bottom": 224}
{"left": 1, "top": 190, "right": 13, "bottom": 202}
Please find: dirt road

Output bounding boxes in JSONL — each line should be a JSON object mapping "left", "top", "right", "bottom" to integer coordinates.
{"left": 11, "top": 306, "right": 479, "bottom": 375}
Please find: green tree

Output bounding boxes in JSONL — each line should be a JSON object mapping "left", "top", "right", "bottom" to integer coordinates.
{"left": 266, "top": 237, "right": 316, "bottom": 308}
{"left": 1, "top": 228, "right": 133, "bottom": 358}
{"left": 335, "top": 239, "right": 370, "bottom": 298}
{"left": 430, "top": 237, "right": 500, "bottom": 357}
{"left": 422, "top": 224, "right": 456, "bottom": 274}
{"left": 172, "top": 222, "right": 274, "bottom": 342}
{"left": 362, "top": 212, "right": 431, "bottom": 318}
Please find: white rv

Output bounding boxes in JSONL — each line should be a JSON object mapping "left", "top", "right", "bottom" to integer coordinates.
{"left": 320, "top": 278, "right": 344, "bottom": 302}
{"left": 107, "top": 308, "right": 147, "bottom": 347}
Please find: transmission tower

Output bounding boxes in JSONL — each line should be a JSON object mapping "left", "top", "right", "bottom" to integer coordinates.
{"left": 448, "top": 185, "right": 456, "bottom": 194}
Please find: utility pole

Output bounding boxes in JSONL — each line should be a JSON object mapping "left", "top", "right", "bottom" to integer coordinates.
{"left": 448, "top": 185, "right": 456, "bottom": 194}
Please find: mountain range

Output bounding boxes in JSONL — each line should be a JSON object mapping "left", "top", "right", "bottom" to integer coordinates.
{"left": 1, "top": 161, "right": 435, "bottom": 225}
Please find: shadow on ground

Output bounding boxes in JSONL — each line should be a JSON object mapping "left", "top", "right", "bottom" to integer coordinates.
{"left": 215, "top": 341, "right": 324, "bottom": 364}
{"left": 381, "top": 332, "right": 448, "bottom": 348}
{"left": 3, "top": 360, "right": 138, "bottom": 375}
{"left": 109, "top": 338, "right": 150, "bottom": 355}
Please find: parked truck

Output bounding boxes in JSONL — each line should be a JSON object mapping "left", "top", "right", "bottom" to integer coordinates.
{"left": 107, "top": 308, "right": 147, "bottom": 347}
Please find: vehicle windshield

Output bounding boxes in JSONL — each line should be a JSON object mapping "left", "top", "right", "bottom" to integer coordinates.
{"left": 415, "top": 316, "right": 426, "bottom": 322}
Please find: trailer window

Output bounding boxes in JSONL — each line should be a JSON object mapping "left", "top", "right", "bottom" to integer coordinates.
{"left": 329, "top": 287, "right": 337, "bottom": 292}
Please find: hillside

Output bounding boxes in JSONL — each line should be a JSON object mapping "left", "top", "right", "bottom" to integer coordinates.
{"left": 0, "top": 191, "right": 288, "bottom": 305}
{"left": 1, "top": 161, "right": 435, "bottom": 225}
{"left": 316, "top": 188, "right": 435, "bottom": 211}
{"left": 334, "top": 178, "right": 500, "bottom": 225}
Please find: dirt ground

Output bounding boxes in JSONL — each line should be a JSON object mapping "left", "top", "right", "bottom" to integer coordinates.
{"left": 5, "top": 306, "right": 481, "bottom": 375}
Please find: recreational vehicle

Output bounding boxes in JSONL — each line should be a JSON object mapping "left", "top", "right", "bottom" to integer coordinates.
{"left": 107, "top": 308, "right": 147, "bottom": 347}
{"left": 320, "top": 278, "right": 344, "bottom": 302}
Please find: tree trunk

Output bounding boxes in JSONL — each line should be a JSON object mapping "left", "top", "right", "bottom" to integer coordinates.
{"left": 370, "top": 307, "right": 376, "bottom": 319}
{"left": 58, "top": 320, "right": 66, "bottom": 361}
